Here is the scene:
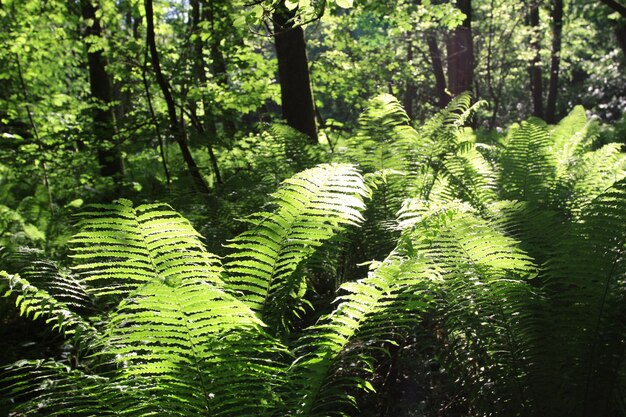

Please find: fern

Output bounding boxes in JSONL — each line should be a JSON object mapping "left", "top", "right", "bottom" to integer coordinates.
{"left": 540, "top": 177, "right": 626, "bottom": 416}
{"left": 0, "top": 272, "right": 96, "bottom": 343}
{"left": 70, "top": 199, "right": 221, "bottom": 303}
{"left": 224, "top": 163, "right": 367, "bottom": 333}
{"left": 286, "top": 255, "right": 436, "bottom": 416}
{"left": 500, "top": 118, "right": 558, "bottom": 205}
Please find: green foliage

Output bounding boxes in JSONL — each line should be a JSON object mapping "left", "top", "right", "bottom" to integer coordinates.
{"left": 1, "top": 96, "right": 626, "bottom": 417}
{"left": 224, "top": 163, "right": 367, "bottom": 333}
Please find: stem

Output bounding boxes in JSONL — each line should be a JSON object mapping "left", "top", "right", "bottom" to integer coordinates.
{"left": 15, "top": 54, "right": 55, "bottom": 216}
{"left": 144, "top": 0, "right": 210, "bottom": 194}
{"left": 142, "top": 49, "right": 171, "bottom": 186}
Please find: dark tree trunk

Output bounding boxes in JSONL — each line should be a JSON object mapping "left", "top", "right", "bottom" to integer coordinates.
{"left": 80, "top": 0, "right": 124, "bottom": 180}
{"left": 403, "top": 39, "right": 416, "bottom": 119}
{"left": 528, "top": 0, "right": 544, "bottom": 119}
{"left": 145, "top": 0, "right": 210, "bottom": 194}
{"left": 190, "top": 0, "right": 222, "bottom": 185}
{"left": 617, "top": 25, "right": 626, "bottom": 59}
{"left": 545, "top": 0, "right": 563, "bottom": 124}
{"left": 273, "top": 3, "right": 318, "bottom": 143}
{"left": 426, "top": 31, "right": 450, "bottom": 108}
{"left": 598, "top": 0, "right": 626, "bottom": 18}
{"left": 446, "top": 0, "right": 473, "bottom": 97}
{"left": 597, "top": 0, "right": 626, "bottom": 59}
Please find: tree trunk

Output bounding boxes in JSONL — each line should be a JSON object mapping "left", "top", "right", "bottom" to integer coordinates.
{"left": 426, "top": 30, "right": 450, "bottom": 108}
{"left": 144, "top": 0, "right": 210, "bottom": 194}
{"left": 403, "top": 38, "right": 416, "bottom": 119}
{"left": 545, "top": 0, "right": 563, "bottom": 124}
{"left": 80, "top": 0, "right": 124, "bottom": 180}
{"left": 190, "top": 0, "right": 222, "bottom": 186}
{"left": 273, "top": 3, "right": 318, "bottom": 143}
{"left": 616, "top": 25, "right": 626, "bottom": 60}
{"left": 528, "top": 0, "right": 544, "bottom": 119}
{"left": 446, "top": 0, "right": 473, "bottom": 97}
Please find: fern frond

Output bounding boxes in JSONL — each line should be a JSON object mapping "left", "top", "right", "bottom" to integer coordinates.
{"left": 550, "top": 105, "right": 590, "bottom": 166}
{"left": 70, "top": 199, "right": 221, "bottom": 303}
{"left": 500, "top": 119, "right": 557, "bottom": 204}
{"left": 224, "top": 163, "right": 367, "bottom": 333}
{"left": 1, "top": 360, "right": 127, "bottom": 416}
{"left": 566, "top": 143, "right": 626, "bottom": 216}
{"left": 399, "top": 202, "right": 541, "bottom": 413}
{"left": 286, "top": 256, "right": 435, "bottom": 416}
{"left": 107, "top": 276, "right": 286, "bottom": 416}
{"left": 541, "top": 177, "right": 626, "bottom": 416}
{"left": 0, "top": 272, "right": 96, "bottom": 343}
{"left": 442, "top": 145, "right": 498, "bottom": 211}
{"left": 343, "top": 94, "right": 417, "bottom": 173}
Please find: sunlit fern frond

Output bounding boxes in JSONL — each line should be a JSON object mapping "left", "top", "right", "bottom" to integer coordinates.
{"left": 419, "top": 93, "right": 482, "bottom": 156}
{"left": 499, "top": 118, "right": 557, "bottom": 205}
{"left": 539, "top": 177, "right": 626, "bottom": 416}
{"left": 0, "top": 359, "right": 128, "bottom": 416}
{"left": 70, "top": 199, "right": 221, "bottom": 304}
{"left": 285, "top": 256, "right": 436, "bottom": 416}
{"left": 224, "top": 163, "right": 368, "bottom": 333}
{"left": 399, "top": 201, "right": 541, "bottom": 414}
{"left": 565, "top": 143, "right": 626, "bottom": 216}
{"left": 0, "top": 272, "right": 96, "bottom": 343}
{"left": 2, "top": 201, "right": 287, "bottom": 417}
{"left": 550, "top": 105, "right": 591, "bottom": 167}
{"left": 343, "top": 94, "right": 419, "bottom": 174}
{"left": 441, "top": 144, "right": 498, "bottom": 212}
{"left": 106, "top": 276, "right": 287, "bottom": 417}
{"left": 485, "top": 200, "right": 567, "bottom": 265}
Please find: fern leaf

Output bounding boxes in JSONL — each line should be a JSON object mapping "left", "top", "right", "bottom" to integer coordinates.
{"left": 286, "top": 257, "right": 435, "bottom": 416}
{"left": 0, "top": 272, "right": 96, "bottom": 342}
{"left": 500, "top": 119, "right": 557, "bottom": 204}
{"left": 107, "top": 277, "right": 287, "bottom": 416}
{"left": 224, "top": 163, "right": 367, "bottom": 333}
{"left": 70, "top": 199, "right": 221, "bottom": 303}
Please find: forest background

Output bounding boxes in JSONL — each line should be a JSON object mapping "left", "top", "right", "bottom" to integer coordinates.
{"left": 1, "top": 0, "right": 626, "bottom": 416}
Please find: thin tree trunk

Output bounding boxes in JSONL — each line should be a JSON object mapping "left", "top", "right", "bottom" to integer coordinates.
{"left": 206, "top": 0, "right": 236, "bottom": 136}
{"left": 615, "top": 25, "right": 626, "bottom": 60}
{"left": 190, "top": 0, "right": 222, "bottom": 186}
{"left": 426, "top": 30, "right": 450, "bottom": 108}
{"left": 403, "top": 38, "right": 416, "bottom": 119}
{"left": 15, "top": 55, "right": 54, "bottom": 216}
{"left": 545, "top": 0, "right": 563, "bottom": 123}
{"left": 528, "top": 0, "right": 544, "bottom": 119}
{"left": 447, "top": 0, "right": 473, "bottom": 97}
{"left": 273, "top": 2, "right": 318, "bottom": 143}
{"left": 144, "top": 0, "right": 210, "bottom": 194}
{"left": 80, "top": 0, "right": 124, "bottom": 181}
{"left": 141, "top": 50, "right": 171, "bottom": 186}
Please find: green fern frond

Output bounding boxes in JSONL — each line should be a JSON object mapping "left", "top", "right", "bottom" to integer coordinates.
{"left": 224, "top": 163, "right": 367, "bottom": 332}
{"left": 0, "top": 272, "right": 97, "bottom": 348}
{"left": 107, "top": 276, "right": 286, "bottom": 416}
{"left": 401, "top": 202, "right": 542, "bottom": 414}
{"left": 442, "top": 145, "right": 498, "bottom": 211}
{"left": 566, "top": 143, "right": 626, "bottom": 216}
{"left": 500, "top": 118, "right": 557, "bottom": 204}
{"left": 286, "top": 256, "right": 435, "bottom": 416}
{"left": 550, "top": 105, "right": 590, "bottom": 166}
{"left": 541, "top": 177, "right": 626, "bottom": 416}
{"left": 71, "top": 199, "right": 221, "bottom": 303}
{"left": 1, "top": 360, "right": 124, "bottom": 416}
{"left": 343, "top": 94, "right": 418, "bottom": 173}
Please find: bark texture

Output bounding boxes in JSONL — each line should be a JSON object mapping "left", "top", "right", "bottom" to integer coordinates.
{"left": 273, "top": 3, "right": 318, "bottom": 143}
{"left": 81, "top": 0, "right": 124, "bottom": 179}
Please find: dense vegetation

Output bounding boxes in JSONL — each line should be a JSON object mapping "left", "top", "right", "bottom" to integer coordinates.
{"left": 1, "top": 0, "right": 625, "bottom": 416}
